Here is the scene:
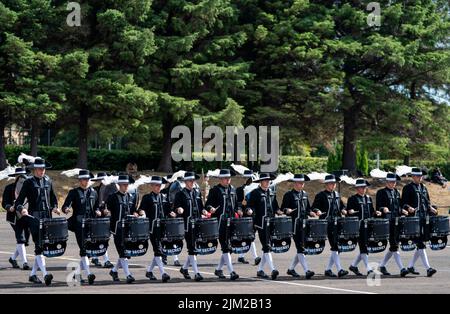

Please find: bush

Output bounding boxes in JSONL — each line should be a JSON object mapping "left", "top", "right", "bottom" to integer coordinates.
{"left": 279, "top": 156, "right": 328, "bottom": 174}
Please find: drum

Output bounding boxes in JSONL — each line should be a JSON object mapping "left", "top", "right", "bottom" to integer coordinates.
{"left": 122, "top": 216, "right": 149, "bottom": 257}
{"left": 39, "top": 217, "right": 69, "bottom": 257}
{"left": 230, "top": 217, "right": 255, "bottom": 254}
{"left": 366, "top": 218, "right": 389, "bottom": 254}
{"left": 194, "top": 218, "right": 219, "bottom": 255}
{"left": 397, "top": 216, "right": 420, "bottom": 251}
{"left": 269, "top": 217, "right": 292, "bottom": 254}
{"left": 336, "top": 217, "right": 359, "bottom": 252}
{"left": 82, "top": 218, "right": 111, "bottom": 257}
{"left": 428, "top": 215, "right": 449, "bottom": 251}
{"left": 303, "top": 219, "right": 327, "bottom": 255}
{"left": 160, "top": 218, "right": 185, "bottom": 256}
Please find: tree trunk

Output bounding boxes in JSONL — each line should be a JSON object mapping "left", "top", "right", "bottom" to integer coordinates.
{"left": 30, "top": 118, "right": 40, "bottom": 157}
{"left": 77, "top": 104, "right": 89, "bottom": 169}
{"left": 157, "top": 113, "right": 173, "bottom": 173}
{"left": 342, "top": 106, "right": 358, "bottom": 173}
{"left": 403, "top": 155, "right": 410, "bottom": 166}
{"left": 0, "top": 113, "right": 8, "bottom": 168}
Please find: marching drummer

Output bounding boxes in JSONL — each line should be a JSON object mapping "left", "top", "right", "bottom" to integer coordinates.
{"left": 282, "top": 174, "right": 316, "bottom": 279}
{"left": 138, "top": 175, "right": 171, "bottom": 283}
{"left": 236, "top": 170, "right": 261, "bottom": 266}
{"left": 377, "top": 172, "right": 409, "bottom": 277}
{"left": 173, "top": 171, "right": 205, "bottom": 282}
{"left": 61, "top": 170, "right": 100, "bottom": 285}
{"left": 2, "top": 167, "right": 30, "bottom": 270}
{"left": 14, "top": 158, "right": 60, "bottom": 286}
{"left": 206, "top": 169, "right": 240, "bottom": 281}
{"left": 401, "top": 167, "right": 437, "bottom": 277}
{"left": 246, "top": 173, "right": 282, "bottom": 280}
{"left": 347, "top": 178, "right": 378, "bottom": 276}
{"left": 311, "top": 174, "right": 349, "bottom": 278}
{"left": 90, "top": 172, "right": 114, "bottom": 269}
{"left": 106, "top": 174, "right": 138, "bottom": 284}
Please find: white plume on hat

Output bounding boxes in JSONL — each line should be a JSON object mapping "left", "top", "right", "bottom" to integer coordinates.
{"left": 206, "top": 169, "right": 221, "bottom": 177}
{"left": 340, "top": 175, "right": 357, "bottom": 185}
{"left": 0, "top": 166, "right": 16, "bottom": 181}
{"left": 61, "top": 168, "right": 83, "bottom": 178}
{"left": 370, "top": 168, "right": 388, "bottom": 179}
{"left": 395, "top": 165, "right": 412, "bottom": 177}
{"left": 244, "top": 182, "right": 259, "bottom": 197}
{"left": 230, "top": 163, "right": 250, "bottom": 175}
{"left": 271, "top": 172, "right": 294, "bottom": 186}
{"left": 18, "top": 153, "right": 41, "bottom": 165}
{"left": 306, "top": 172, "right": 330, "bottom": 181}
{"left": 168, "top": 170, "right": 186, "bottom": 183}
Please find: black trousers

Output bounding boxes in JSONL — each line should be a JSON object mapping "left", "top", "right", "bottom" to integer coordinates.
{"left": 327, "top": 221, "right": 339, "bottom": 252}
{"left": 257, "top": 227, "right": 271, "bottom": 253}
{"left": 388, "top": 219, "right": 399, "bottom": 252}
{"left": 10, "top": 219, "right": 30, "bottom": 245}
{"left": 113, "top": 226, "right": 128, "bottom": 258}
{"left": 358, "top": 223, "right": 368, "bottom": 254}
{"left": 150, "top": 232, "right": 163, "bottom": 256}
{"left": 218, "top": 220, "right": 231, "bottom": 254}
{"left": 73, "top": 222, "right": 87, "bottom": 257}
{"left": 416, "top": 218, "right": 427, "bottom": 250}
{"left": 185, "top": 225, "right": 197, "bottom": 255}
{"left": 20, "top": 215, "right": 43, "bottom": 255}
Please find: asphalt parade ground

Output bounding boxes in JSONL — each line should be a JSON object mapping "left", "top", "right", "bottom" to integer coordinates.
{"left": 0, "top": 213, "right": 449, "bottom": 294}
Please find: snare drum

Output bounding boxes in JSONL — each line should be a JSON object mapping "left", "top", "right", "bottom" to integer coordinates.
{"left": 366, "top": 218, "right": 389, "bottom": 254}
{"left": 82, "top": 218, "right": 111, "bottom": 257}
{"left": 39, "top": 217, "right": 69, "bottom": 257}
{"left": 122, "top": 216, "right": 149, "bottom": 257}
{"left": 269, "top": 217, "right": 292, "bottom": 254}
{"left": 428, "top": 215, "right": 449, "bottom": 251}
{"left": 160, "top": 218, "right": 184, "bottom": 256}
{"left": 303, "top": 219, "right": 327, "bottom": 255}
{"left": 230, "top": 217, "right": 255, "bottom": 254}
{"left": 194, "top": 218, "right": 219, "bottom": 255}
{"left": 336, "top": 217, "right": 359, "bottom": 252}
{"left": 397, "top": 216, "right": 420, "bottom": 251}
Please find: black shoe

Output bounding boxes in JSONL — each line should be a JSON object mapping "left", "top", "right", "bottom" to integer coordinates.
{"left": 103, "top": 261, "right": 114, "bottom": 269}
{"left": 73, "top": 274, "right": 85, "bottom": 284}
{"left": 324, "top": 270, "right": 337, "bottom": 278}
{"left": 162, "top": 273, "right": 171, "bottom": 283}
{"left": 214, "top": 269, "right": 226, "bottom": 279}
{"left": 287, "top": 269, "right": 300, "bottom": 278}
{"left": 305, "top": 270, "right": 315, "bottom": 279}
{"left": 349, "top": 265, "right": 363, "bottom": 276}
{"left": 91, "top": 258, "right": 101, "bottom": 267}
{"left": 126, "top": 275, "right": 135, "bottom": 284}
{"left": 162, "top": 256, "right": 168, "bottom": 265}
{"left": 29, "top": 275, "right": 42, "bottom": 284}
{"left": 254, "top": 257, "right": 261, "bottom": 266}
{"left": 338, "top": 269, "right": 349, "bottom": 278}
{"left": 9, "top": 258, "right": 19, "bottom": 269}
{"left": 22, "top": 263, "right": 30, "bottom": 270}
{"left": 174, "top": 260, "right": 181, "bottom": 267}
{"left": 257, "top": 270, "right": 269, "bottom": 279}
{"left": 230, "top": 271, "right": 239, "bottom": 280}
{"left": 400, "top": 268, "right": 409, "bottom": 277}
{"left": 180, "top": 267, "right": 191, "bottom": 280}
{"left": 271, "top": 269, "right": 279, "bottom": 280}
{"left": 427, "top": 268, "right": 437, "bottom": 277}
{"left": 379, "top": 266, "right": 391, "bottom": 276}
{"left": 44, "top": 274, "right": 53, "bottom": 286}
{"left": 109, "top": 270, "right": 120, "bottom": 282}
{"left": 238, "top": 257, "right": 249, "bottom": 264}
{"left": 145, "top": 271, "right": 157, "bottom": 281}
{"left": 408, "top": 267, "right": 420, "bottom": 275}
{"left": 194, "top": 273, "right": 204, "bottom": 282}
{"left": 88, "top": 274, "right": 96, "bottom": 285}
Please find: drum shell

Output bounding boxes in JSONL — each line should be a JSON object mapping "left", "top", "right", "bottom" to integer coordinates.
{"left": 123, "top": 217, "right": 150, "bottom": 242}
{"left": 195, "top": 218, "right": 219, "bottom": 241}
{"left": 230, "top": 217, "right": 255, "bottom": 241}
{"left": 337, "top": 217, "right": 359, "bottom": 239}
{"left": 304, "top": 219, "right": 328, "bottom": 241}
{"left": 428, "top": 216, "right": 449, "bottom": 237}
{"left": 160, "top": 218, "right": 185, "bottom": 241}
{"left": 40, "top": 218, "right": 69, "bottom": 243}
{"left": 82, "top": 218, "right": 111, "bottom": 242}
{"left": 397, "top": 217, "right": 420, "bottom": 239}
{"left": 269, "top": 217, "right": 293, "bottom": 240}
{"left": 367, "top": 218, "right": 390, "bottom": 241}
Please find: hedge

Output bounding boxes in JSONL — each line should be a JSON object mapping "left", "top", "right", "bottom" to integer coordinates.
{"left": 4, "top": 145, "right": 449, "bottom": 177}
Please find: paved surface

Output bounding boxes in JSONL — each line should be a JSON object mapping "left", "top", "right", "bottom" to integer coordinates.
{"left": 0, "top": 213, "right": 449, "bottom": 294}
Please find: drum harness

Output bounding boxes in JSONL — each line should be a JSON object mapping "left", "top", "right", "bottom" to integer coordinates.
{"left": 263, "top": 189, "right": 275, "bottom": 247}
{"left": 117, "top": 192, "right": 132, "bottom": 241}
{"left": 413, "top": 184, "right": 433, "bottom": 239}
{"left": 327, "top": 191, "right": 341, "bottom": 245}
{"left": 153, "top": 193, "right": 166, "bottom": 243}
{"left": 293, "top": 191, "right": 307, "bottom": 240}
{"left": 357, "top": 194, "right": 372, "bottom": 244}
{"left": 220, "top": 186, "right": 236, "bottom": 250}
{"left": 185, "top": 189, "right": 201, "bottom": 248}
{"left": 78, "top": 187, "right": 96, "bottom": 243}
{"left": 385, "top": 188, "right": 401, "bottom": 241}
